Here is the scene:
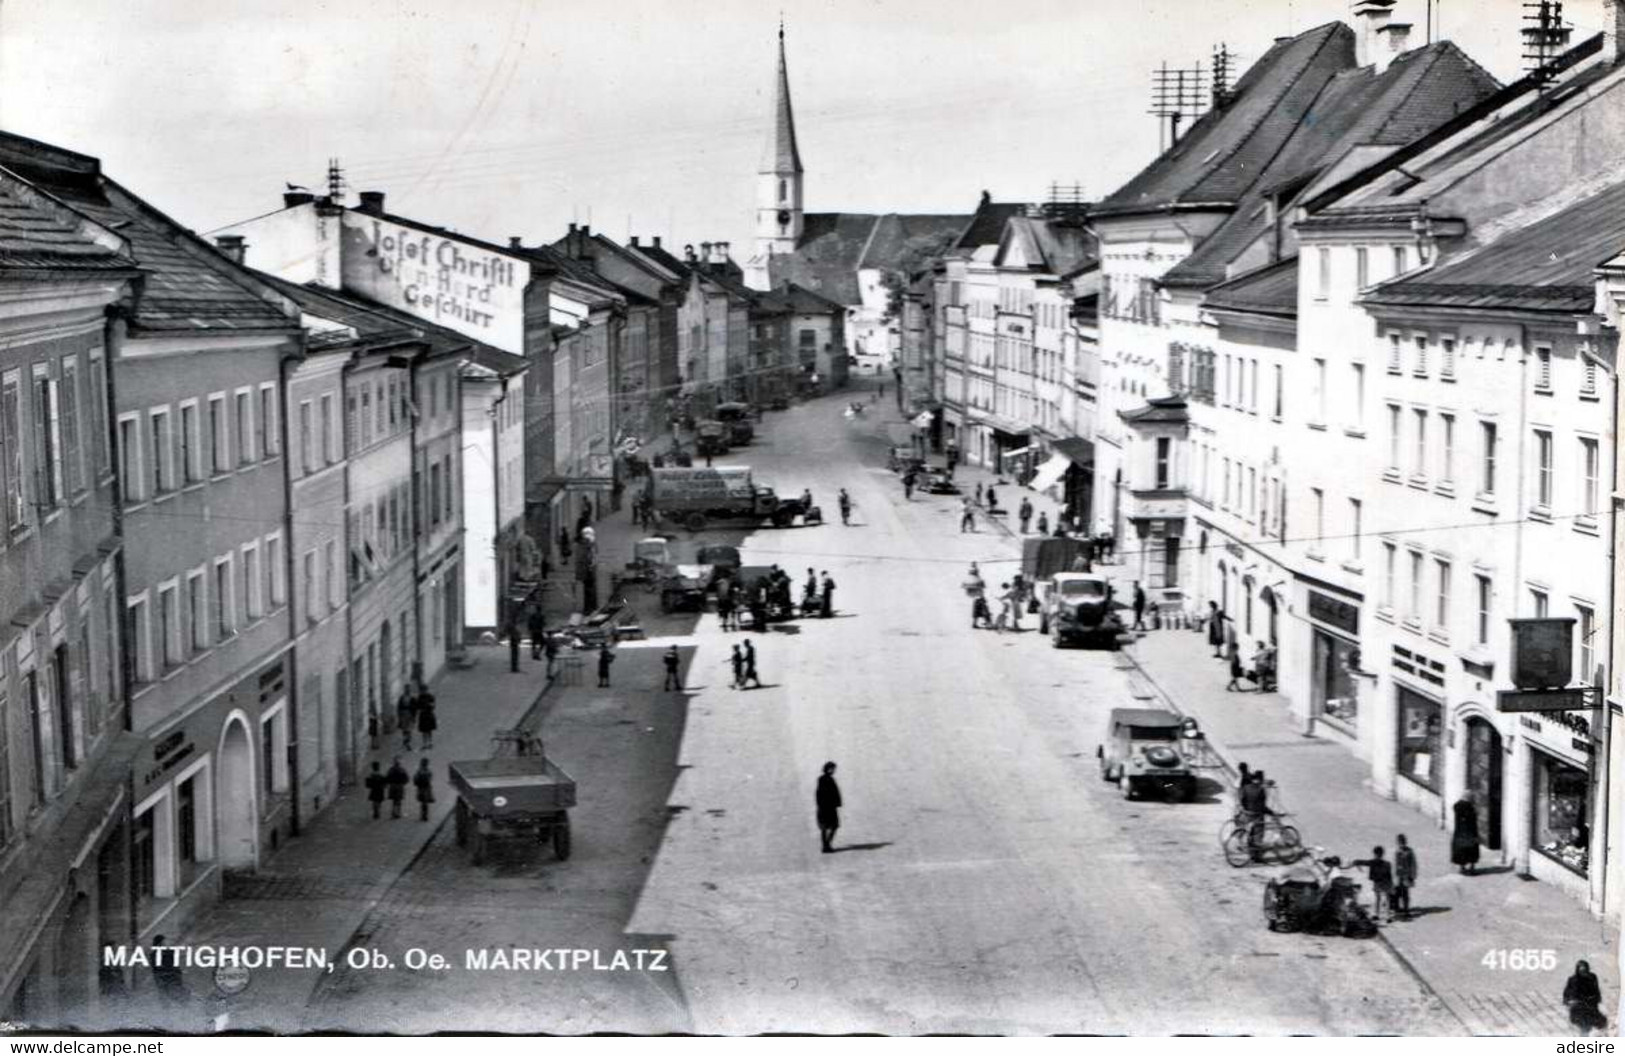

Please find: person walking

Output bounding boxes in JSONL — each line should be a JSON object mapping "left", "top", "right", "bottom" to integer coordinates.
{"left": 729, "top": 644, "right": 745, "bottom": 689}
{"left": 507, "top": 618, "right": 522, "bottom": 674}
{"left": 386, "top": 757, "right": 410, "bottom": 819}
{"left": 397, "top": 687, "right": 417, "bottom": 751}
{"left": 1225, "top": 637, "right": 1245, "bottom": 692}
{"left": 741, "top": 639, "right": 762, "bottom": 689}
{"left": 1019, "top": 498, "right": 1033, "bottom": 534}
{"left": 838, "top": 489, "right": 852, "bottom": 526}
{"left": 543, "top": 634, "right": 559, "bottom": 680}
{"left": 717, "top": 579, "right": 736, "bottom": 631}
{"left": 1036, "top": 511, "right": 1049, "bottom": 536}
{"left": 527, "top": 606, "right": 547, "bottom": 660}
{"left": 946, "top": 444, "right": 959, "bottom": 476}
{"left": 960, "top": 497, "right": 976, "bottom": 533}
{"left": 997, "top": 582, "right": 1022, "bottom": 632}
{"left": 1393, "top": 834, "right": 1417, "bottom": 921}
{"left": 367, "top": 709, "right": 380, "bottom": 752}
{"left": 149, "top": 935, "right": 188, "bottom": 1006}
{"left": 1563, "top": 960, "right": 1608, "bottom": 1035}
{"left": 597, "top": 643, "right": 615, "bottom": 687}
{"left": 662, "top": 645, "right": 682, "bottom": 691}
{"left": 986, "top": 485, "right": 999, "bottom": 512}
{"left": 1352, "top": 846, "right": 1395, "bottom": 924}
{"left": 974, "top": 482, "right": 983, "bottom": 506}
{"left": 1132, "top": 582, "right": 1148, "bottom": 632}
{"left": 820, "top": 571, "right": 836, "bottom": 618}
{"left": 413, "top": 758, "right": 435, "bottom": 822}
{"left": 816, "top": 761, "right": 842, "bottom": 853}
{"left": 902, "top": 471, "right": 915, "bottom": 500}
{"left": 416, "top": 694, "right": 437, "bottom": 750}
{"left": 365, "top": 761, "right": 387, "bottom": 820}
{"left": 1450, "top": 797, "right": 1481, "bottom": 874}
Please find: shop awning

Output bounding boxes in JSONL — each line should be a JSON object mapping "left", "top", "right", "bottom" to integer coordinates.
{"left": 1028, "top": 453, "right": 1071, "bottom": 494}
{"left": 1052, "top": 436, "right": 1095, "bottom": 468}
{"left": 1002, "top": 444, "right": 1035, "bottom": 459}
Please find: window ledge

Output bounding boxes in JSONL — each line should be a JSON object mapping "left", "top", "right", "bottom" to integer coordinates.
{"left": 1340, "top": 560, "right": 1365, "bottom": 576}
{"left": 1375, "top": 607, "right": 1396, "bottom": 625}
{"left": 1459, "top": 646, "right": 1494, "bottom": 668}
{"left": 1427, "top": 629, "right": 1450, "bottom": 647}
{"left": 1533, "top": 386, "right": 1553, "bottom": 397}
{"left": 1343, "top": 427, "right": 1367, "bottom": 439}
{"left": 1305, "top": 549, "right": 1326, "bottom": 563}
{"left": 1387, "top": 367, "right": 1403, "bottom": 376}
{"left": 1529, "top": 506, "right": 1553, "bottom": 525}
{"left": 1470, "top": 496, "right": 1498, "bottom": 516}
{"left": 1307, "top": 421, "right": 1327, "bottom": 432}
{"left": 1383, "top": 469, "right": 1403, "bottom": 485}
{"left": 182, "top": 480, "right": 205, "bottom": 494}
{"left": 1401, "top": 617, "right": 1423, "bottom": 634}
{"left": 1432, "top": 483, "right": 1457, "bottom": 499}
{"left": 1407, "top": 476, "right": 1431, "bottom": 491}
{"left": 1573, "top": 517, "right": 1599, "bottom": 537}
{"left": 1271, "top": 415, "right": 1282, "bottom": 425}
{"left": 1412, "top": 371, "right": 1429, "bottom": 380}
{"left": 1440, "top": 373, "right": 1456, "bottom": 384}
{"left": 1579, "top": 391, "right": 1601, "bottom": 403}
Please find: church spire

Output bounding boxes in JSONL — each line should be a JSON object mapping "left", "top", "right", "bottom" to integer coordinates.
{"left": 762, "top": 19, "right": 803, "bottom": 175}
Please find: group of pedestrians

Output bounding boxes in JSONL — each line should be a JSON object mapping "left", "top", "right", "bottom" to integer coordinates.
{"left": 1204, "top": 602, "right": 1276, "bottom": 693}
{"left": 392, "top": 682, "right": 438, "bottom": 750}
{"left": 728, "top": 639, "right": 764, "bottom": 689}
{"left": 364, "top": 756, "right": 436, "bottom": 822}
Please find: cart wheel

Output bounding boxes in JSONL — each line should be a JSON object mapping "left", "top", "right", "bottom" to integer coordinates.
{"left": 454, "top": 800, "right": 469, "bottom": 847}
{"left": 471, "top": 831, "right": 487, "bottom": 866}
{"left": 1222, "top": 829, "right": 1253, "bottom": 868}
{"left": 1119, "top": 776, "right": 1134, "bottom": 800}
{"left": 554, "top": 817, "right": 572, "bottom": 861}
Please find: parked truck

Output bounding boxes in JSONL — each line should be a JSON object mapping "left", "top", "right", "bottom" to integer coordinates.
{"left": 647, "top": 466, "right": 799, "bottom": 532}
{"left": 714, "top": 402, "right": 756, "bottom": 445}
{"left": 1022, "top": 538, "right": 1122, "bottom": 649}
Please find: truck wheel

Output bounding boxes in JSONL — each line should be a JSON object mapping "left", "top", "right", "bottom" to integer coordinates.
{"left": 454, "top": 800, "right": 469, "bottom": 847}
{"left": 554, "top": 817, "right": 572, "bottom": 861}
{"left": 686, "top": 513, "right": 707, "bottom": 532}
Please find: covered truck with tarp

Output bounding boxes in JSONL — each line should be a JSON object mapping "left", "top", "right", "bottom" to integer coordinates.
{"left": 646, "top": 466, "right": 798, "bottom": 531}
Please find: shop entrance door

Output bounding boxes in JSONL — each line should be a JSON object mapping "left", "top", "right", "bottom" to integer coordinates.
{"left": 1463, "top": 717, "right": 1503, "bottom": 851}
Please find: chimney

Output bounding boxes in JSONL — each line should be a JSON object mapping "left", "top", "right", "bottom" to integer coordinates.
{"left": 701, "top": 241, "right": 713, "bottom": 261}
{"left": 629, "top": 236, "right": 641, "bottom": 247}
{"left": 653, "top": 236, "right": 662, "bottom": 249}
{"left": 1608, "top": 0, "right": 1625, "bottom": 64}
{"left": 283, "top": 190, "right": 314, "bottom": 208}
{"left": 1375, "top": 21, "right": 1412, "bottom": 71}
{"left": 1351, "top": 0, "right": 1397, "bottom": 67}
{"left": 509, "top": 236, "right": 522, "bottom": 249}
{"left": 356, "top": 190, "right": 386, "bottom": 215}
{"left": 717, "top": 241, "right": 730, "bottom": 259}
{"left": 684, "top": 243, "right": 696, "bottom": 262}
{"left": 214, "top": 234, "right": 247, "bottom": 265}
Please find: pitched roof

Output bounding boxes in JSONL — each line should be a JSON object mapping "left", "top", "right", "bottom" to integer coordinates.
{"left": 1160, "top": 41, "right": 1500, "bottom": 289}
{"left": 1361, "top": 181, "right": 1625, "bottom": 314}
{"left": 0, "top": 169, "right": 134, "bottom": 273}
{"left": 1000, "top": 216, "right": 1097, "bottom": 275}
{"left": 761, "top": 28, "right": 803, "bottom": 175}
{"left": 1095, "top": 22, "right": 1355, "bottom": 217}
{"left": 858, "top": 213, "right": 969, "bottom": 271}
{"left": 776, "top": 280, "right": 844, "bottom": 313}
{"left": 254, "top": 272, "right": 469, "bottom": 360}
{"left": 767, "top": 212, "right": 878, "bottom": 303}
{"left": 0, "top": 132, "right": 296, "bottom": 333}
{"left": 627, "top": 240, "right": 694, "bottom": 279}
{"left": 1202, "top": 256, "right": 1299, "bottom": 317}
{"left": 956, "top": 197, "right": 1026, "bottom": 250}
{"left": 1118, "top": 396, "right": 1191, "bottom": 424}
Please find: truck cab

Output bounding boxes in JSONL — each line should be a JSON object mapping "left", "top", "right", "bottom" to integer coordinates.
{"left": 714, "top": 402, "right": 755, "bottom": 445}
{"left": 1037, "top": 572, "right": 1121, "bottom": 649}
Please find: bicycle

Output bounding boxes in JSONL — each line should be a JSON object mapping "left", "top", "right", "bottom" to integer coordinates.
{"left": 1222, "top": 811, "right": 1304, "bottom": 867}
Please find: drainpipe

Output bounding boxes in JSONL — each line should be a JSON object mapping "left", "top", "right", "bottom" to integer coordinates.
{"left": 1510, "top": 330, "right": 1531, "bottom": 873}
{"left": 491, "top": 380, "right": 508, "bottom": 632}
{"left": 1594, "top": 340, "right": 1619, "bottom": 916}
{"left": 338, "top": 357, "right": 358, "bottom": 778}
{"left": 278, "top": 346, "right": 302, "bottom": 838}
{"left": 407, "top": 355, "right": 425, "bottom": 687}
{"left": 101, "top": 306, "right": 133, "bottom": 727}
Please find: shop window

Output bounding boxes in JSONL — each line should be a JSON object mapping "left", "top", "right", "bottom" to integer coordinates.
{"left": 1395, "top": 686, "right": 1442, "bottom": 792}
{"left": 177, "top": 773, "right": 198, "bottom": 887}
{"left": 1312, "top": 630, "right": 1359, "bottom": 729}
{"left": 1531, "top": 752, "right": 1589, "bottom": 875}
{"left": 133, "top": 805, "right": 156, "bottom": 903}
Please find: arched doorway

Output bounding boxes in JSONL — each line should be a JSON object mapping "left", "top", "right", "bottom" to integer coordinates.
{"left": 1217, "top": 560, "right": 1229, "bottom": 613}
{"left": 1462, "top": 716, "right": 1503, "bottom": 851}
{"left": 1260, "top": 587, "right": 1279, "bottom": 645}
{"left": 217, "top": 715, "right": 257, "bottom": 871}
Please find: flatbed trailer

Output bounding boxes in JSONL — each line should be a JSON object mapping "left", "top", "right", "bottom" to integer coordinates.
{"left": 448, "top": 731, "right": 577, "bottom": 865}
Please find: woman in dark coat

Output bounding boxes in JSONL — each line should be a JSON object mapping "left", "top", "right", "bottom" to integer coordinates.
{"left": 1207, "top": 603, "right": 1225, "bottom": 658}
{"left": 816, "top": 762, "right": 842, "bottom": 853}
{"left": 416, "top": 698, "right": 437, "bottom": 750}
{"left": 1451, "top": 797, "right": 1481, "bottom": 874}
{"left": 1563, "top": 960, "right": 1607, "bottom": 1034}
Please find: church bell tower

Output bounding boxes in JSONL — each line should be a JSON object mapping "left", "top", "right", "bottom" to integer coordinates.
{"left": 747, "top": 22, "right": 804, "bottom": 290}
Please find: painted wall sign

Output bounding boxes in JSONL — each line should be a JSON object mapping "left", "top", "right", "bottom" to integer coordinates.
{"left": 341, "top": 214, "right": 529, "bottom": 354}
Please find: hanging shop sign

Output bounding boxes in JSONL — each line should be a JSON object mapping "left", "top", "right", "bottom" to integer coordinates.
{"left": 1508, "top": 617, "right": 1575, "bottom": 689}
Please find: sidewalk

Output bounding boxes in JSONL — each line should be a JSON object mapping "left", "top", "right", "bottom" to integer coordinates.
{"left": 919, "top": 440, "right": 1620, "bottom": 1034}
{"left": 144, "top": 644, "right": 557, "bottom": 1033}
{"left": 1119, "top": 615, "right": 1618, "bottom": 1035}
